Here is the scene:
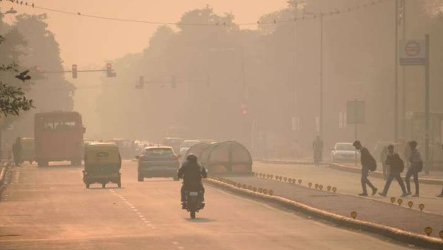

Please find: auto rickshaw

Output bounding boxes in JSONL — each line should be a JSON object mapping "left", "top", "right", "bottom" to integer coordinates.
{"left": 83, "top": 142, "right": 122, "bottom": 188}
{"left": 21, "top": 137, "right": 35, "bottom": 165}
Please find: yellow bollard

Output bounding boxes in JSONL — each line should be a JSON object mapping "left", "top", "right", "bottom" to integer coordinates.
{"left": 319, "top": 185, "right": 323, "bottom": 191}
{"left": 351, "top": 211, "right": 357, "bottom": 219}
{"left": 439, "top": 230, "right": 443, "bottom": 241}
{"left": 408, "top": 201, "right": 413, "bottom": 208}
{"left": 390, "top": 197, "right": 396, "bottom": 204}
{"left": 288, "top": 178, "right": 292, "bottom": 183}
{"left": 315, "top": 184, "right": 319, "bottom": 189}
{"left": 308, "top": 182, "right": 313, "bottom": 188}
{"left": 298, "top": 179, "right": 302, "bottom": 185}
{"left": 263, "top": 189, "right": 268, "bottom": 195}
{"left": 279, "top": 176, "right": 283, "bottom": 181}
{"left": 419, "top": 203, "right": 425, "bottom": 211}
{"left": 327, "top": 186, "right": 331, "bottom": 191}
{"left": 258, "top": 188, "right": 263, "bottom": 193}
{"left": 253, "top": 187, "right": 257, "bottom": 192}
{"left": 397, "top": 199, "right": 403, "bottom": 206}
{"left": 332, "top": 187, "right": 337, "bottom": 193}
{"left": 424, "top": 226, "right": 433, "bottom": 236}
{"left": 242, "top": 184, "right": 247, "bottom": 189}
{"left": 269, "top": 190, "right": 274, "bottom": 196}
{"left": 284, "top": 177, "right": 287, "bottom": 182}
{"left": 248, "top": 185, "right": 252, "bottom": 190}
{"left": 237, "top": 183, "right": 242, "bottom": 188}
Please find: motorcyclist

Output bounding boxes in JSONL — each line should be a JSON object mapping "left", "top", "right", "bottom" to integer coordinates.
{"left": 178, "top": 154, "right": 207, "bottom": 208}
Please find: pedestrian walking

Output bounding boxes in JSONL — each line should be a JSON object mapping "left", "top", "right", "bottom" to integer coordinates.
{"left": 405, "top": 141, "right": 422, "bottom": 197}
{"left": 312, "top": 136, "right": 323, "bottom": 167}
{"left": 380, "top": 146, "right": 389, "bottom": 180}
{"left": 353, "top": 140, "right": 378, "bottom": 196}
{"left": 378, "top": 145, "right": 407, "bottom": 197}
{"left": 12, "top": 137, "right": 22, "bottom": 167}
{"left": 403, "top": 141, "right": 412, "bottom": 169}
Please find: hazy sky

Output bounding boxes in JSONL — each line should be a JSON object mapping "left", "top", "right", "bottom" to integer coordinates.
{"left": 3, "top": 0, "right": 288, "bottom": 68}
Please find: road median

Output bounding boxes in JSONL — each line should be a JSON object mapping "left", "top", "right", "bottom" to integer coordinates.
{"left": 205, "top": 175, "right": 443, "bottom": 249}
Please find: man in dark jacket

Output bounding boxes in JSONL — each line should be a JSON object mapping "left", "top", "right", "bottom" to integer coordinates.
{"left": 405, "top": 141, "right": 422, "bottom": 197}
{"left": 353, "top": 140, "right": 378, "bottom": 196}
{"left": 378, "top": 145, "right": 407, "bottom": 197}
{"left": 12, "top": 137, "right": 22, "bottom": 167}
{"left": 178, "top": 154, "right": 207, "bottom": 208}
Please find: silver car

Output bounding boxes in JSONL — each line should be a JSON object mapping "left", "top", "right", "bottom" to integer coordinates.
{"left": 330, "top": 143, "right": 359, "bottom": 163}
{"left": 137, "top": 146, "right": 180, "bottom": 181}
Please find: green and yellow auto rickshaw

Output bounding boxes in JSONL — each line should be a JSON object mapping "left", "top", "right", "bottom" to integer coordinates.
{"left": 21, "top": 137, "right": 35, "bottom": 165}
{"left": 83, "top": 142, "right": 122, "bottom": 189}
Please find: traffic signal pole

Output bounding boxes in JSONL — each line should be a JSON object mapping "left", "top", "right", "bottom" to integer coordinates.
{"left": 424, "top": 34, "right": 430, "bottom": 174}
{"left": 394, "top": 0, "right": 399, "bottom": 141}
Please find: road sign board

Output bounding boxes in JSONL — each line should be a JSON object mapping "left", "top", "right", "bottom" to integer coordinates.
{"left": 347, "top": 100, "right": 365, "bottom": 124}
{"left": 400, "top": 39, "right": 427, "bottom": 65}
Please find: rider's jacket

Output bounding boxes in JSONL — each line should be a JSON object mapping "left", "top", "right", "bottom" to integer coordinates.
{"left": 178, "top": 161, "right": 207, "bottom": 185}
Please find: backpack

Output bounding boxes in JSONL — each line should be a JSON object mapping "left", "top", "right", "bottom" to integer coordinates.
{"left": 393, "top": 154, "right": 405, "bottom": 173}
{"left": 368, "top": 154, "right": 377, "bottom": 172}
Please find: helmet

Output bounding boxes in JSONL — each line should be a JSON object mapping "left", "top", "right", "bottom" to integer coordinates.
{"left": 186, "top": 154, "right": 198, "bottom": 163}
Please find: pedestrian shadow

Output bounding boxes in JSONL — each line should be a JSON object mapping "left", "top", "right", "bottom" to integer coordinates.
{"left": 85, "top": 186, "right": 125, "bottom": 190}
{"left": 36, "top": 165, "right": 83, "bottom": 169}
{"left": 185, "top": 218, "right": 216, "bottom": 223}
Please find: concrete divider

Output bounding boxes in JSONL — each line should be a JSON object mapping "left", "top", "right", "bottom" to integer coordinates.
{"left": 204, "top": 178, "right": 443, "bottom": 250}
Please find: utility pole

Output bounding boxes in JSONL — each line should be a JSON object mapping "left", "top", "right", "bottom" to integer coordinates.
{"left": 394, "top": 0, "right": 399, "bottom": 141}
{"left": 424, "top": 34, "right": 430, "bottom": 174}
{"left": 319, "top": 12, "right": 324, "bottom": 139}
{"left": 401, "top": 0, "right": 406, "bottom": 138}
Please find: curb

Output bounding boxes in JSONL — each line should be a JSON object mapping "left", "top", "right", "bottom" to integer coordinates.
{"left": 260, "top": 160, "right": 328, "bottom": 166}
{"left": 329, "top": 163, "right": 443, "bottom": 186}
{"left": 204, "top": 178, "right": 443, "bottom": 250}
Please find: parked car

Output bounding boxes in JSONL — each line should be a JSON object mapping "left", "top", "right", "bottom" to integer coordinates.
{"left": 330, "top": 142, "right": 359, "bottom": 163}
{"left": 179, "top": 140, "right": 200, "bottom": 157}
{"left": 137, "top": 146, "right": 180, "bottom": 182}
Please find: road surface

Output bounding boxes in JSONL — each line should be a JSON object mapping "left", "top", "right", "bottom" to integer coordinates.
{"left": 254, "top": 161, "right": 443, "bottom": 216}
{"left": 0, "top": 161, "right": 416, "bottom": 250}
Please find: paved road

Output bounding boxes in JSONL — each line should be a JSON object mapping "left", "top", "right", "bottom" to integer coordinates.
{"left": 0, "top": 161, "right": 416, "bottom": 250}
{"left": 254, "top": 162, "right": 443, "bottom": 216}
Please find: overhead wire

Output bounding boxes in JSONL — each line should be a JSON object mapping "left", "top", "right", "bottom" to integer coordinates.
{"left": 2, "top": 0, "right": 390, "bottom": 27}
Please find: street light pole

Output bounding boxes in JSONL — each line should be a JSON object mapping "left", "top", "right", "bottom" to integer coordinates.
{"left": 401, "top": 0, "right": 406, "bottom": 138}
{"left": 394, "top": 0, "right": 399, "bottom": 141}
{"left": 319, "top": 12, "right": 324, "bottom": 138}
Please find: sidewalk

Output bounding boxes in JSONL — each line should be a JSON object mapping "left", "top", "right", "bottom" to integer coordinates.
{"left": 329, "top": 163, "right": 443, "bottom": 185}
{"left": 219, "top": 175, "right": 443, "bottom": 239}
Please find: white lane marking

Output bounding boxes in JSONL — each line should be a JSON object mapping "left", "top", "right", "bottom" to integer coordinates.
{"left": 109, "top": 190, "right": 155, "bottom": 229}
{"left": 172, "top": 242, "right": 179, "bottom": 245}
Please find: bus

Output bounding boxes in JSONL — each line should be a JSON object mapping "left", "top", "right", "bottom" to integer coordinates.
{"left": 34, "top": 111, "right": 85, "bottom": 166}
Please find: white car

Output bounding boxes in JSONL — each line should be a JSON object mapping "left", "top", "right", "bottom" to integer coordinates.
{"left": 330, "top": 142, "right": 359, "bottom": 163}
{"left": 179, "top": 140, "right": 201, "bottom": 157}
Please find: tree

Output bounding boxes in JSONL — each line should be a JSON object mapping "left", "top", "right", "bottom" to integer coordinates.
{"left": 0, "top": 35, "right": 34, "bottom": 117}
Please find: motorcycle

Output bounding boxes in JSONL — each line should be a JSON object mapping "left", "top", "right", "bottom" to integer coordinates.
{"left": 182, "top": 183, "right": 205, "bottom": 219}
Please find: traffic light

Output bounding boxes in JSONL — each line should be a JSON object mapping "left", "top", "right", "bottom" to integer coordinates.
{"left": 72, "top": 64, "right": 77, "bottom": 79}
{"left": 171, "top": 75, "right": 176, "bottom": 89}
{"left": 136, "top": 76, "right": 144, "bottom": 89}
{"left": 106, "top": 63, "right": 116, "bottom": 77}
{"left": 241, "top": 103, "right": 248, "bottom": 115}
